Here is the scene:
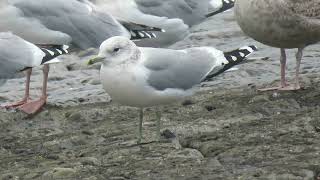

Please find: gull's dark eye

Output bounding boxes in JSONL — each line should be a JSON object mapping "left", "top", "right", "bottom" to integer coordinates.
{"left": 113, "top": 48, "right": 120, "bottom": 52}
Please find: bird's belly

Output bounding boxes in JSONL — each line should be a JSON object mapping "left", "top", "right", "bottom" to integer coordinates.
{"left": 100, "top": 67, "right": 184, "bottom": 107}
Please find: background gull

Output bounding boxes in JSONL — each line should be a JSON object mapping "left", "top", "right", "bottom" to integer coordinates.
{"left": 88, "top": 36, "right": 257, "bottom": 143}
{"left": 235, "top": 0, "right": 320, "bottom": 91}
{"left": 135, "top": 0, "right": 235, "bottom": 26}
{"left": 0, "top": 32, "right": 69, "bottom": 114}
{"left": 1, "top": 0, "right": 162, "bottom": 49}
{"left": 89, "top": 0, "right": 234, "bottom": 47}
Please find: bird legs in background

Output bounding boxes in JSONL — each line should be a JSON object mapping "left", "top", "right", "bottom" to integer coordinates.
{"left": 2, "top": 68, "right": 33, "bottom": 108}
{"left": 258, "top": 48, "right": 303, "bottom": 91}
{"left": 137, "top": 108, "right": 162, "bottom": 144}
{"left": 19, "top": 64, "right": 49, "bottom": 114}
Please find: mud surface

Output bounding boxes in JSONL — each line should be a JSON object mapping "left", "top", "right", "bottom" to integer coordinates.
{"left": 0, "top": 11, "right": 320, "bottom": 180}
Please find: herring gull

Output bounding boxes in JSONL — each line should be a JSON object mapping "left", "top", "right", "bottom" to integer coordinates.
{"left": 235, "top": 0, "right": 320, "bottom": 91}
{"left": 0, "top": 32, "right": 69, "bottom": 114}
{"left": 89, "top": 0, "right": 234, "bottom": 47}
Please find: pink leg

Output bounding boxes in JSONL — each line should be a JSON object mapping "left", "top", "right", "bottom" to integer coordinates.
{"left": 2, "top": 68, "right": 32, "bottom": 108}
{"left": 278, "top": 47, "right": 303, "bottom": 91}
{"left": 258, "top": 48, "right": 288, "bottom": 91}
{"left": 19, "top": 65, "right": 49, "bottom": 114}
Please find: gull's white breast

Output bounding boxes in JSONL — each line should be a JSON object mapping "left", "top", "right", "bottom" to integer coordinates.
{"left": 99, "top": 63, "right": 188, "bottom": 107}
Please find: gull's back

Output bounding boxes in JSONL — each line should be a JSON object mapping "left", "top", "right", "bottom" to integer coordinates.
{"left": 135, "top": 0, "right": 211, "bottom": 26}
{"left": 235, "top": 0, "right": 320, "bottom": 48}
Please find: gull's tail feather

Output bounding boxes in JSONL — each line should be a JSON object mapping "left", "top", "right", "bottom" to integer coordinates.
{"left": 203, "top": 45, "right": 258, "bottom": 81}
{"left": 206, "top": 0, "right": 235, "bottom": 17}
{"left": 120, "top": 21, "right": 165, "bottom": 40}
{"left": 38, "top": 44, "right": 70, "bottom": 64}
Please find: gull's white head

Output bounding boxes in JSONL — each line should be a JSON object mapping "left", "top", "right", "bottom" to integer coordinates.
{"left": 88, "top": 36, "right": 140, "bottom": 66}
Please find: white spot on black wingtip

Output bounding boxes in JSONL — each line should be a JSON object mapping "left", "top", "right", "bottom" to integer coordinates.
{"left": 142, "top": 31, "right": 152, "bottom": 38}
{"left": 138, "top": 32, "right": 145, "bottom": 38}
{"left": 151, "top": 33, "right": 157, "bottom": 38}
{"left": 56, "top": 49, "right": 62, "bottom": 54}
{"left": 43, "top": 48, "right": 55, "bottom": 56}
{"left": 231, "top": 56, "right": 237, "bottom": 61}
{"left": 161, "top": 29, "right": 166, "bottom": 32}
{"left": 239, "top": 45, "right": 258, "bottom": 53}
{"left": 62, "top": 45, "right": 69, "bottom": 53}
{"left": 223, "top": 0, "right": 234, "bottom": 4}
{"left": 146, "top": 33, "right": 152, "bottom": 38}
{"left": 239, "top": 52, "right": 245, "bottom": 57}
{"left": 130, "top": 31, "right": 136, "bottom": 37}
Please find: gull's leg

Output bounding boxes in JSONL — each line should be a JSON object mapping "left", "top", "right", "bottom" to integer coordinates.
{"left": 19, "top": 64, "right": 49, "bottom": 114}
{"left": 2, "top": 68, "right": 32, "bottom": 108}
{"left": 137, "top": 108, "right": 143, "bottom": 144}
{"left": 279, "top": 47, "right": 303, "bottom": 91}
{"left": 258, "top": 48, "right": 289, "bottom": 91}
{"left": 156, "top": 110, "right": 161, "bottom": 141}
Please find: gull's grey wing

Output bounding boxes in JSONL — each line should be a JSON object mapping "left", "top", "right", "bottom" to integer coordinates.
{"left": 136, "top": 0, "right": 211, "bottom": 26}
{"left": 0, "top": 4, "right": 72, "bottom": 45}
{"left": 0, "top": 33, "right": 44, "bottom": 79}
{"left": 142, "top": 47, "right": 218, "bottom": 91}
{"left": 10, "top": 0, "right": 129, "bottom": 49}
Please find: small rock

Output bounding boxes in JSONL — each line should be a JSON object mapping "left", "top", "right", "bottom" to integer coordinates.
{"left": 83, "top": 176, "right": 98, "bottom": 180}
{"left": 43, "top": 167, "right": 76, "bottom": 178}
{"left": 80, "top": 157, "right": 101, "bottom": 166}
{"left": 82, "top": 130, "right": 94, "bottom": 136}
{"left": 249, "top": 95, "right": 270, "bottom": 103}
{"left": 181, "top": 99, "right": 194, "bottom": 106}
{"left": 204, "top": 105, "right": 216, "bottom": 112}
{"left": 167, "top": 148, "right": 204, "bottom": 160}
{"left": 67, "top": 112, "right": 85, "bottom": 122}
{"left": 0, "top": 174, "right": 14, "bottom": 180}
{"left": 161, "top": 129, "right": 176, "bottom": 139}
{"left": 24, "top": 173, "right": 39, "bottom": 179}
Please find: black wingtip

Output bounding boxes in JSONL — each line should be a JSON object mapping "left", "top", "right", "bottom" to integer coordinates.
{"left": 130, "top": 30, "right": 158, "bottom": 40}
{"left": 121, "top": 22, "right": 165, "bottom": 40}
{"left": 202, "top": 45, "right": 258, "bottom": 81}
{"left": 39, "top": 44, "right": 69, "bottom": 64}
{"left": 205, "top": 0, "right": 235, "bottom": 18}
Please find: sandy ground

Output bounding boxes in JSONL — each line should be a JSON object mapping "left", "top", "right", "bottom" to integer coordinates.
{"left": 0, "top": 11, "right": 320, "bottom": 179}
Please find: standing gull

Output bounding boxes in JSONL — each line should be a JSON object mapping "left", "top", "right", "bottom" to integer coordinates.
{"left": 235, "top": 0, "right": 320, "bottom": 91}
{"left": 0, "top": 32, "right": 69, "bottom": 114}
{"left": 88, "top": 36, "right": 257, "bottom": 143}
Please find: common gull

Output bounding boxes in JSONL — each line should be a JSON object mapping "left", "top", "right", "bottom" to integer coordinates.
{"left": 88, "top": 36, "right": 257, "bottom": 143}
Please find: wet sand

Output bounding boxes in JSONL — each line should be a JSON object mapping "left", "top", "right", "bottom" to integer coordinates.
{"left": 0, "top": 11, "right": 320, "bottom": 179}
